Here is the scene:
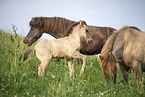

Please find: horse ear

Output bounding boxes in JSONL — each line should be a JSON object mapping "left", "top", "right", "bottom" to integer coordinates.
{"left": 99, "top": 55, "right": 103, "bottom": 60}
{"left": 30, "top": 17, "right": 44, "bottom": 28}
{"left": 80, "top": 20, "right": 82, "bottom": 26}
{"left": 30, "top": 17, "right": 36, "bottom": 27}
{"left": 36, "top": 18, "right": 44, "bottom": 28}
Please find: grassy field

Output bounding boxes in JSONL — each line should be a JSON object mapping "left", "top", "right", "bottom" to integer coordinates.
{"left": 0, "top": 29, "right": 145, "bottom": 97}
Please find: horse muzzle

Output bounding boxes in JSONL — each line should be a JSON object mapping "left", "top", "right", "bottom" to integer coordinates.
{"left": 23, "top": 40, "right": 32, "bottom": 46}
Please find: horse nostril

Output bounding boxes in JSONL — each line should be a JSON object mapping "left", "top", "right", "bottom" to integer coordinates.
{"left": 91, "top": 40, "right": 92, "bottom": 43}
{"left": 23, "top": 39, "right": 27, "bottom": 44}
{"left": 88, "top": 39, "right": 92, "bottom": 44}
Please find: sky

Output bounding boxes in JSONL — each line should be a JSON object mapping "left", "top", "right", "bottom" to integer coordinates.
{"left": 0, "top": 0, "right": 145, "bottom": 39}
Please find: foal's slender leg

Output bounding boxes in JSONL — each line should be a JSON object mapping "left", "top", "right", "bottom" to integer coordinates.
{"left": 38, "top": 63, "right": 43, "bottom": 76}
{"left": 37, "top": 53, "right": 55, "bottom": 78}
{"left": 80, "top": 55, "right": 86, "bottom": 76}
{"left": 67, "top": 59, "right": 74, "bottom": 77}
{"left": 77, "top": 59, "right": 83, "bottom": 64}
{"left": 38, "top": 58, "right": 51, "bottom": 76}
{"left": 73, "top": 51, "right": 86, "bottom": 76}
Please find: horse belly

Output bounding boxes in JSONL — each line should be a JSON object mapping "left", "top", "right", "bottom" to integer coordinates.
{"left": 124, "top": 42, "right": 143, "bottom": 68}
{"left": 52, "top": 47, "right": 75, "bottom": 59}
{"left": 51, "top": 47, "right": 67, "bottom": 58}
{"left": 52, "top": 51, "right": 65, "bottom": 58}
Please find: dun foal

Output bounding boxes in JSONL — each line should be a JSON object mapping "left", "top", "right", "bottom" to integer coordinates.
{"left": 24, "top": 21, "right": 92, "bottom": 77}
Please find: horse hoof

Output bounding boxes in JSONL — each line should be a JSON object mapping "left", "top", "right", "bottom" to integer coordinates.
{"left": 51, "top": 75, "right": 55, "bottom": 78}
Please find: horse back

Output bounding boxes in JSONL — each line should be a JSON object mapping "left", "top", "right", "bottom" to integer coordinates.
{"left": 123, "top": 29, "right": 145, "bottom": 68}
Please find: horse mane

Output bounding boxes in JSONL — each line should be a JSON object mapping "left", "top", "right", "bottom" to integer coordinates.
{"left": 29, "top": 17, "right": 44, "bottom": 28}
{"left": 65, "top": 21, "right": 87, "bottom": 36}
{"left": 100, "top": 29, "right": 119, "bottom": 72}
{"left": 100, "top": 26, "right": 141, "bottom": 72}
{"left": 29, "top": 17, "right": 77, "bottom": 37}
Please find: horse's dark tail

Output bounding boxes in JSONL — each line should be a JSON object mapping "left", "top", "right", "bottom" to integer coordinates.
{"left": 23, "top": 48, "right": 35, "bottom": 61}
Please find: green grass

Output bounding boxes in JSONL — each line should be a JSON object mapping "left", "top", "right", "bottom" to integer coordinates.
{"left": 0, "top": 29, "right": 145, "bottom": 97}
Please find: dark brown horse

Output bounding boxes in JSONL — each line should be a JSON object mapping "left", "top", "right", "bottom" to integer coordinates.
{"left": 23, "top": 17, "right": 116, "bottom": 55}
{"left": 99, "top": 26, "right": 145, "bottom": 87}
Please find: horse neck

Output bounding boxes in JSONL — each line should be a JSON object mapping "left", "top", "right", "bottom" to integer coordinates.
{"left": 43, "top": 18, "right": 76, "bottom": 38}
{"left": 68, "top": 28, "right": 82, "bottom": 43}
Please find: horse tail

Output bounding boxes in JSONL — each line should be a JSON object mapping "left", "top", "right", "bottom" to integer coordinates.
{"left": 23, "top": 48, "right": 35, "bottom": 61}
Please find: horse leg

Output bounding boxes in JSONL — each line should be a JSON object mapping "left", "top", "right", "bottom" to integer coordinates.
{"left": 80, "top": 55, "right": 86, "bottom": 76}
{"left": 77, "top": 59, "right": 83, "bottom": 64}
{"left": 37, "top": 52, "right": 55, "bottom": 77}
{"left": 72, "top": 51, "right": 86, "bottom": 76}
{"left": 119, "top": 61, "right": 130, "bottom": 83}
{"left": 38, "top": 63, "right": 43, "bottom": 76}
{"left": 67, "top": 59, "right": 74, "bottom": 77}
{"left": 112, "top": 65, "right": 117, "bottom": 84}
{"left": 38, "top": 58, "right": 51, "bottom": 76}
{"left": 132, "top": 61, "right": 143, "bottom": 89}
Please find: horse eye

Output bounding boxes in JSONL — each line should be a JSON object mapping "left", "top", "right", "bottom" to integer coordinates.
{"left": 99, "top": 56, "right": 103, "bottom": 60}
{"left": 86, "top": 30, "right": 89, "bottom": 32}
{"left": 31, "top": 27, "right": 34, "bottom": 30}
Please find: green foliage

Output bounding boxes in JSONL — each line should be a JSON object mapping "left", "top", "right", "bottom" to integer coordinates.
{"left": 0, "top": 28, "right": 144, "bottom": 97}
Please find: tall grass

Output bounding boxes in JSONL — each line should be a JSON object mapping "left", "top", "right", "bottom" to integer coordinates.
{"left": 0, "top": 28, "right": 144, "bottom": 97}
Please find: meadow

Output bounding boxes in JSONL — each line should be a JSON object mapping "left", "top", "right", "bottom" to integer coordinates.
{"left": 0, "top": 27, "right": 145, "bottom": 97}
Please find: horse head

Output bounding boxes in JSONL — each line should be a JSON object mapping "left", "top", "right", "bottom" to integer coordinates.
{"left": 23, "top": 17, "right": 44, "bottom": 46}
{"left": 79, "top": 21, "right": 92, "bottom": 44}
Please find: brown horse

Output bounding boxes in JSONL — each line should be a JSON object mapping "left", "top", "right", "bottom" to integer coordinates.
{"left": 99, "top": 26, "right": 145, "bottom": 87}
{"left": 23, "top": 17, "right": 116, "bottom": 55}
